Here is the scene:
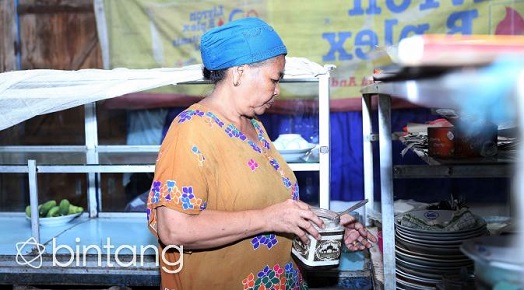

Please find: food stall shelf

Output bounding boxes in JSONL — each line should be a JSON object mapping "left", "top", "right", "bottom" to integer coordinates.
{"left": 361, "top": 57, "right": 524, "bottom": 290}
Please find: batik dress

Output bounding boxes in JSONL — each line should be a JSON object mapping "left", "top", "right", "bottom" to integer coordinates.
{"left": 147, "top": 103, "right": 308, "bottom": 290}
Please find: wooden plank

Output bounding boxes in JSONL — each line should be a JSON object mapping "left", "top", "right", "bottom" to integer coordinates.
{"left": 0, "top": 0, "right": 17, "bottom": 72}
{"left": 18, "top": 0, "right": 102, "bottom": 70}
{"left": 18, "top": 4, "right": 93, "bottom": 14}
{"left": 18, "top": 0, "right": 93, "bottom": 14}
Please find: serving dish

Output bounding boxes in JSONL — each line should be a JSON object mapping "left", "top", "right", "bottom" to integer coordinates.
{"left": 273, "top": 134, "right": 317, "bottom": 163}
{"left": 278, "top": 144, "right": 316, "bottom": 162}
{"left": 26, "top": 212, "right": 82, "bottom": 227}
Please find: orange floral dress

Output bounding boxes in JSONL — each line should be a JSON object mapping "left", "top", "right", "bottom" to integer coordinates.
{"left": 147, "top": 103, "right": 307, "bottom": 290}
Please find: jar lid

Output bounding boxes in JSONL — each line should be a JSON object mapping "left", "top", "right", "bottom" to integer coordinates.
{"left": 311, "top": 207, "right": 343, "bottom": 231}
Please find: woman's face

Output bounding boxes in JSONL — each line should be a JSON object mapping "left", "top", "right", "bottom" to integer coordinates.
{"left": 241, "top": 55, "right": 285, "bottom": 117}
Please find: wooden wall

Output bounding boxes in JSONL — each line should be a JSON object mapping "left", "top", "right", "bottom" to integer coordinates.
{"left": 0, "top": 0, "right": 128, "bottom": 211}
{"left": 0, "top": 0, "right": 17, "bottom": 72}
{"left": 17, "top": 0, "right": 102, "bottom": 70}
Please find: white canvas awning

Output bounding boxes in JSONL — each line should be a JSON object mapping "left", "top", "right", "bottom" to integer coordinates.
{"left": 0, "top": 57, "right": 332, "bottom": 131}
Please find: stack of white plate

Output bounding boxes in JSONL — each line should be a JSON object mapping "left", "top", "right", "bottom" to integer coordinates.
{"left": 394, "top": 210, "right": 488, "bottom": 289}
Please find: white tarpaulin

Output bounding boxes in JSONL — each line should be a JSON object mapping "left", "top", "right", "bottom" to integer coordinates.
{"left": 0, "top": 57, "right": 330, "bottom": 131}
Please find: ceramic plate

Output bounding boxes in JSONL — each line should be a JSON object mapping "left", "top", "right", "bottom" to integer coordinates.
{"left": 26, "top": 212, "right": 82, "bottom": 227}
{"left": 396, "top": 210, "right": 486, "bottom": 234}
{"left": 277, "top": 144, "right": 316, "bottom": 154}
{"left": 278, "top": 144, "right": 316, "bottom": 163}
{"left": 396, "top": 244, "right": 471, "bottom": 263}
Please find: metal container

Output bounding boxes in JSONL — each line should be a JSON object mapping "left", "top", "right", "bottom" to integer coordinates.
{"left": 291, "top": 207, "right": 345, "bottom": 268}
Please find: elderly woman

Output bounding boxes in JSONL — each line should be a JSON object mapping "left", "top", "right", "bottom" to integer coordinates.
{"left": 147, "top": 17, "right": 375, "bottom": 289}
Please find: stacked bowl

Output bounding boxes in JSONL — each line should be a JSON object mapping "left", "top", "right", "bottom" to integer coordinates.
{"left": 394, "top": 209, "right": 488, "bottom": 289}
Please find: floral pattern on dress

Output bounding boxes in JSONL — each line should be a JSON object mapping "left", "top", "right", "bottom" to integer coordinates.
{"left": 150, "top": 107, "right": 295, "bottom": 216}
{"left": 173, "top": 108, "right": 293, "bottom": 191}
{"left": 247, "top": 140, "right": 263, "bottom": 153}
{"left": 205, "top": 111, "right": 225, "bottom": 127}
{"left": 225, "top": 123, "right": 247, "bottom": 140}
{"left": 252, "top": 120, "right": 271, "bottom": 150}
{"left": 177, "top": 109, "right": 270, "bottom": 154}
{"left": 241, "top": 262, "right": 306, "bottom": 290}
{"left": 149, "top": 179, "right": 207, "bottom": 211}
{"left": 291, "top": 183, "right": 299, "bottom": 200}
{"left": 251, "top": 234, "right": 278, "bottom": 250}
{"left": 248, "top": 159, "right": 259, "bottom": 171}
{"left": 191, "top": 145, "right": 205, "bottom": 166}
{"left": 178, "top": 109, "right": 205, "bottom": 123}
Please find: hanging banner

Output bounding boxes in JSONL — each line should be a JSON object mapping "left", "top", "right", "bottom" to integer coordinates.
{"left": 103, "top": 0, "right": 524, "bottom": 105}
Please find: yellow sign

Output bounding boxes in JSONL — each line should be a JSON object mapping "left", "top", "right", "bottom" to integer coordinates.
{"left": 104, "top": 0, "right": 524, "bottom": 101}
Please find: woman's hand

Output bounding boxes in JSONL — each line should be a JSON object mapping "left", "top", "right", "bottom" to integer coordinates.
{"left": 339, "top": 213, "right": 377, "bottom": 251}
{"left": 262, "top": 199, "right": 324, "bottom": 245}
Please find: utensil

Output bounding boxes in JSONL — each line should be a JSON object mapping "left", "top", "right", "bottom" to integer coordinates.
{"left": 309, "top": 199, "right": 368, "bottom": 227}
{"left": 335, "top": 199, "right": 369, "bottom": 217}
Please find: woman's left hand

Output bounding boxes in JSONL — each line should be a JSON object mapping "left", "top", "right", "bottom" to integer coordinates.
{"left": 339, "top": 214, "right": 377, "bottom": 251}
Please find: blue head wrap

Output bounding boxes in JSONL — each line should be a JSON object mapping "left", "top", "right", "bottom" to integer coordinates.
{"left": 200, "top": 17, "right": 287, "bottom": 70}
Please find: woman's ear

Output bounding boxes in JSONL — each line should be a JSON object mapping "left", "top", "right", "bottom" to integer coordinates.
{"left": 232, "top": 65, "right": 245, "bottom": 87}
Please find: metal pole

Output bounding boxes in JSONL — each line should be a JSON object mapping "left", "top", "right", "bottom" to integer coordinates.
{"left": 318, "top": 70, "right": 331, "bottom": 210}
{"left": 28, "top": 159, "right": 40, "bottom": 243}
{"left": 377, "top": 94, "right": 396, "bottom": 290}
{"left": 362, "top": 94, "right": 375, "bottom": 226}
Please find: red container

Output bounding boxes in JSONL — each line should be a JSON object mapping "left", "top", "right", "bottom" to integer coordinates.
{"left": 427, "top": 123, "right": 498, "bottom": 159}
{"left": 428, "top": 127, "right": 455, "bottom": 158}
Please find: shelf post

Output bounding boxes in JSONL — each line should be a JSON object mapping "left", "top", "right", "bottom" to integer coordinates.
{"left": 362, "top": 94, "right": 374, "bottom": 226}
{"left": 377, "top": 94, "right": 396, "bottom": 290}
{"left": 318, "top": 70, "right": 331, "bottom": 210}
{"left": 28, "top": 159, "right": 40, "bottom": 243}
{"left": 85, "top": 102, "right": 99, "bottom": 218}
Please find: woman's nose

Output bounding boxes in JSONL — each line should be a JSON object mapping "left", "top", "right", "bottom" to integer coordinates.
{"left": 274, "top": 84, "right": 280, "bottom": 96}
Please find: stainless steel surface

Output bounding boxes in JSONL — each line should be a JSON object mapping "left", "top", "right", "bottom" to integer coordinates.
{"left": 336, "top": 199, "right": 369, "bottom": 216}
{"left": 28, "top": 160, "right": 40, "bottom": 244}
{"left": 318, "top": 71, "right": 332, "bottom": 209}
{"left": 362, "top": 94, "right": 375, "bottom": 226}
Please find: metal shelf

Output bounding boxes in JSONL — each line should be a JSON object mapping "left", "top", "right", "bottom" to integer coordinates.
{"left": 360, "top": 59, "right": 524, "bottom": 290}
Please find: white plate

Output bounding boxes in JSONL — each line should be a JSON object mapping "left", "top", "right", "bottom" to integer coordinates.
{"left": 277, "top": 144, "right": 315, "bottom": 154}
{"left": 26, "top": 212, "right": 82, "bottom": 227}
{"left": 281, "top": 152, "right": 307, "bottom": 163}
{"left": 278, "top": 144, "right": 316, "bottom": 163}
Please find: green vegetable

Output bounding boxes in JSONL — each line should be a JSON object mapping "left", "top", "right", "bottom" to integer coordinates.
{"left": 68, "top": 205, "right": 84, "bottom": 214}
{"left": 46, "top": 205, "right": 60, "bottom": 217}
{"left": 58, "top": 199, "right": 70, "bottom": 216}
{"left": 39, "top": 200, "right": 56, "bottom": 217}
{"left": 26, "top": 205, "right": 42, "bottom": 217}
